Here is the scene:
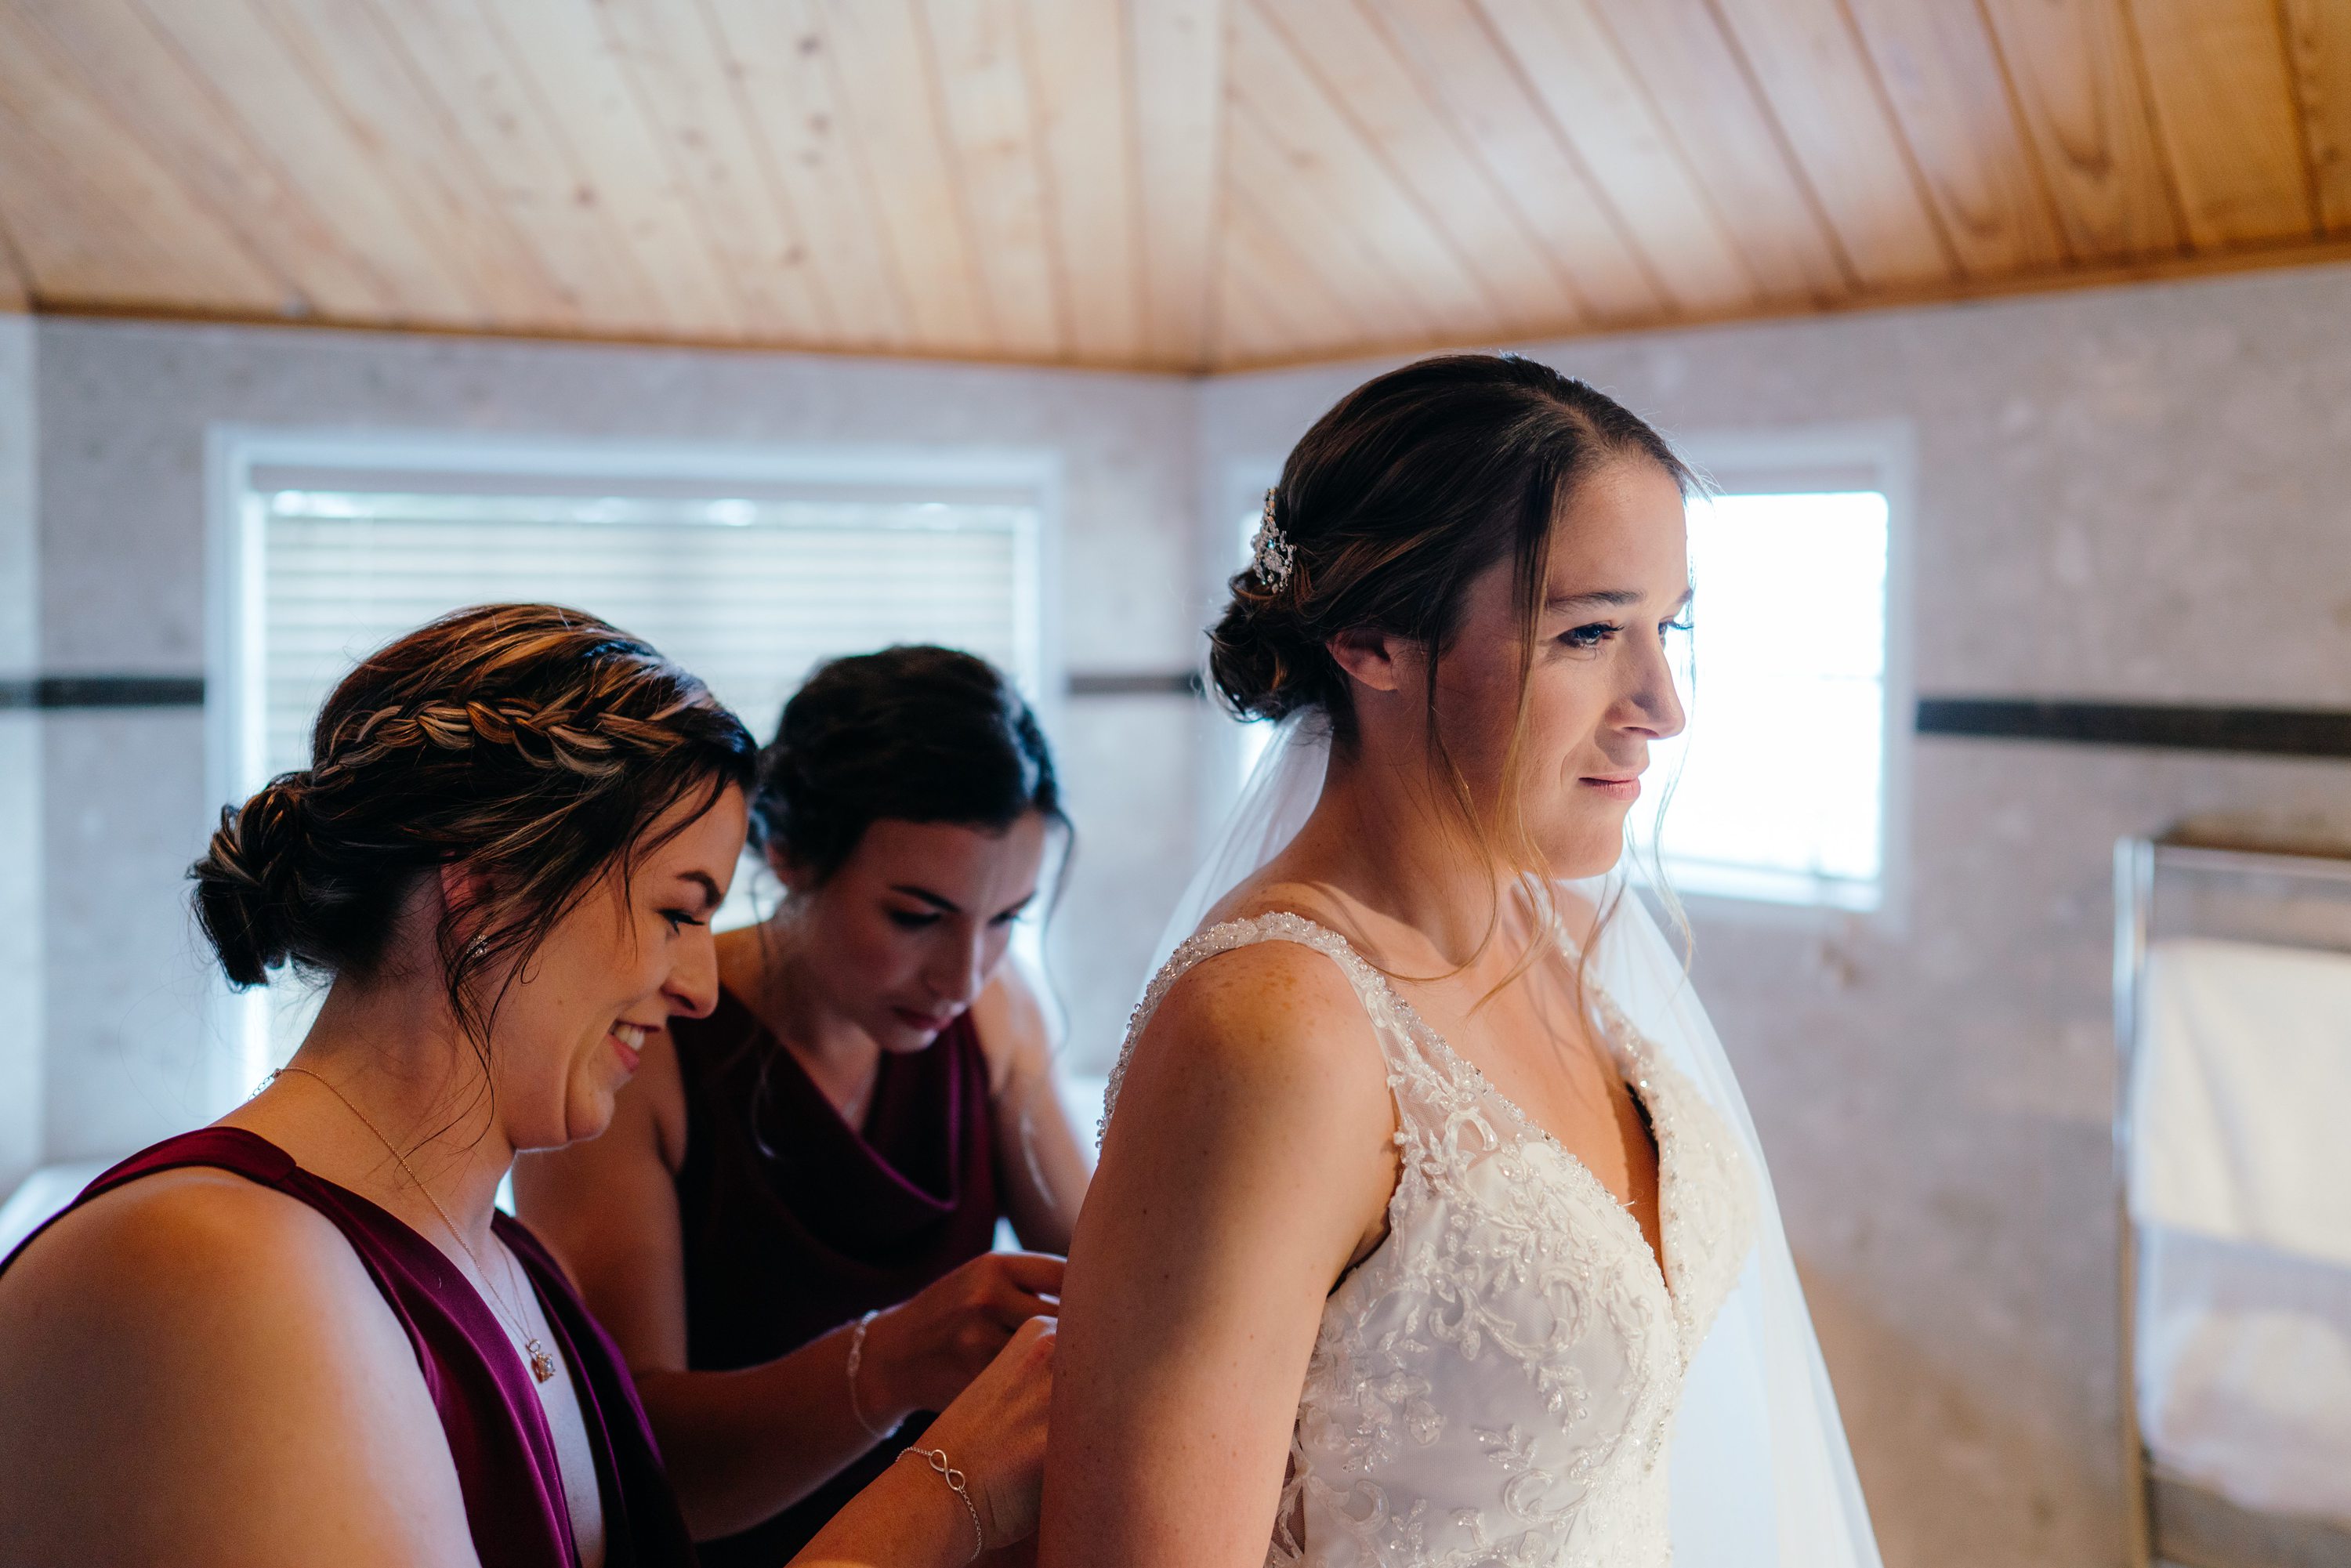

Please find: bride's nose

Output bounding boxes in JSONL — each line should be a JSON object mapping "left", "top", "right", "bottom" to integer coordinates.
{"left": 1621, "top": 633, "right": 1686, "bottom": 741}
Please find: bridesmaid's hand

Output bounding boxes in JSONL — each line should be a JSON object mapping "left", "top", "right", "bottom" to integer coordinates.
{"left": 915, "top": 1315, "right": 1056, "bottom": 1551}
{"left": 864, "top": 1251, "right": 1063, "bottom": 1418}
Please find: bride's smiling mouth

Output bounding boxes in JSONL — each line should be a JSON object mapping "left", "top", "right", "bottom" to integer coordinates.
{"left": 1578, "top": 774, "right": 1642, "bottom": 802}
{"left": 608, "top": 1022, "right": 648, "bottom": 1073}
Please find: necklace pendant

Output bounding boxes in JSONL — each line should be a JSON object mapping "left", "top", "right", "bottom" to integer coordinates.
{"left": 526, "top": 1338, "right": 556, "bottom": 1385}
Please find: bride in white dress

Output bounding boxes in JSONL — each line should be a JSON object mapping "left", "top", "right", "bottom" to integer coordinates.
{"left": 1038, "top": 355, "right": 1880, "bottom": 1568}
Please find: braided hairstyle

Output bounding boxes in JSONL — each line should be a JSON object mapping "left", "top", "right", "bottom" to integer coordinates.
{"left": 190, "top": 603, "right": 756, "bottom": 1044}
{"left": 749, "top": 644, "right": 1064, "bottom": 884}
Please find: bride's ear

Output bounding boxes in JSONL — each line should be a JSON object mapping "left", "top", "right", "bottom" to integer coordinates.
{"left": 1328, "top": 626, "right": 1410, "bottom": 694}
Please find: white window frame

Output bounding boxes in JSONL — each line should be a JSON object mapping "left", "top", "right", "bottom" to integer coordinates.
{"left": 1662, "top": 419, "right": 1917, "bottom": 929}
{"left": 202, "top": 425, "right": 1063, "bottom": 1096}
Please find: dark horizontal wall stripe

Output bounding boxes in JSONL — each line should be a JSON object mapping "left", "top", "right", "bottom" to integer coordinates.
{"left": 0, "top": 675, "right": 208, "bottom": 711}
{"left": 1916, "top": 698, "right": 2351, "bottom": 758}
{"left": 1067, "top": 670, "right": 1204, "bottom": 698}
{"left": 12, "top": 671, "right": 1210, "bottom": 708}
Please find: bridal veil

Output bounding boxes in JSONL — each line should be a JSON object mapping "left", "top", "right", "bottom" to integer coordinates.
{"left": 1128, "top": 713, "right": 1884, "bottom": 1568}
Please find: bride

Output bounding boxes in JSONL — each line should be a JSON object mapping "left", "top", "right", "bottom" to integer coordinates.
{"left": 1038, "top": 354, "right": 1878, "bottom": 1567}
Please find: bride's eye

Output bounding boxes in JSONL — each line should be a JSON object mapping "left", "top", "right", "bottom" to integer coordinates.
{"left": 1560, "top": 621, "right": 1619, "bottom": 650}
{"left": 1661, "top": 614, "right": 1694, "bottom": 639}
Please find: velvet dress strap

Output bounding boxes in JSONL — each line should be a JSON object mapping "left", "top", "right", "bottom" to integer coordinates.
{"left": 0, "top": 1126, "right": 696, "bottom": 1568}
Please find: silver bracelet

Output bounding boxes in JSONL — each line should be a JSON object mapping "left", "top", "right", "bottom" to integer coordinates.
{"left": 900, "top": 1444, "right": 986, "bottom": 1563}
{"left": 845, "top": 1309, "right": 891, "bottom": 1441}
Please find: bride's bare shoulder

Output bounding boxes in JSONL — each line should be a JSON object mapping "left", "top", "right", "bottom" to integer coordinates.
{"left": 1128, "top": 907, "right": 1386, "bottom": 1123}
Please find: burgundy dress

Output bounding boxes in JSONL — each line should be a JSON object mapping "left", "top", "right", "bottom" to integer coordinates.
{"left": 670, "top": 988, "right": 1002, "bottom": 1566}
{"left": 0, "top": 1127, "right": 696, "bottom": 1568}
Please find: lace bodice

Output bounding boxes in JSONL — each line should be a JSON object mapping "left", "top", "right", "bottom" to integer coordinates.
{"left": 1103, "top": 914, "right": 1759, "bottom": 1568}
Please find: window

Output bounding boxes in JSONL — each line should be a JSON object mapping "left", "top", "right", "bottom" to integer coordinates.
{"left": 1633, "top": 484, "right": 1896, "bottom": 911}
{"left": 210, "top": 433, "right": 1056, "bottom": 1084}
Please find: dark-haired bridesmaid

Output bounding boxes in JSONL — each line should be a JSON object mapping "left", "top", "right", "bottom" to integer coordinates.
{"left": 517, "top": 644, "right": 1091, "bottom": 1564}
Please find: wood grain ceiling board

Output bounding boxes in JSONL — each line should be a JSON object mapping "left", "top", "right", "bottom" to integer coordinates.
{"left": 136, "top": 0, "right": 534, "bottom": 328}
{"left": 1365, "top": 0, "right": 1662, "bottom": 321}
{"left": 4, "top": 0, "right": 2350, "bottom": 368}
{"left": 703, "top": 0, "right": 915, "bottom": 352}
{"left": 0, "top": 6, "right": 282, "bottom": 309}
{"left": 1975, "top": 0, "right": 2184, "bottom": 261}
{"left": 1128, "top": 0, "right": 1225, "bottom": 367}
{"left": 2128, "top": 0, "right": 2317, "bottom": 248}
{"left": 489, "top": 0, "right": 750, "bottom": 336}
{"left": 1583, "top": 0, "right": 1852, "bottom": 303}
{"left": 368, "top": 0, "right": 672, "bottom": 334}
{"left": 2282, "top": 0, "right": 2351, "bottom": 233}
{"left": 1019, "top": 0, "right": 1146, "bottom": 364}
{"left": 1708, "top": 0, "right": 1955, "bottom": 289}
{"left": 0, "top": 24, "right": 274, "bottom": 306}
{"left": 1476, "top": 0, "right": 1756, "bottom": 315}
{"left": 820, "top": 0, "right": 995, "bottom": 354}
{"left": 1221, "top": 92, "right": 1451, "bottom": 345}
{"left": 596, "top": 0, "right": 838, "bottom": 339}
{"left": 1228, "top": 1, "right": 1492, "bottom": 342}
{"left": 1255, "top": 0, "right": 1588, "bottom": 335}
{"left": 1219, "top": 181, "right": 1376, "bottom": 360}
{"left": 260, "top": 0, "right": 584, "bottom": 328}
{"left": 922, "top": 0, "right": 1067, "bottom": 360}
{"left": 1840, "top": 0, "right": 2070, "bottom": 275}
{"left": 0, "top": 230, "right": 24, "bottom": 312}
{"left": 17, "top": 0, "right": 392, "bottom": 317}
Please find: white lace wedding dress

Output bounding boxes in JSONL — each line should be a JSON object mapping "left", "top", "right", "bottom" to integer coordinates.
{"left": 1108, "top": 911, "right": 1759, "bottom": 1568}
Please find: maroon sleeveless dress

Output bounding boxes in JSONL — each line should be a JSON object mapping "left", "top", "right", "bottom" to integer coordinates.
{"left": 669, "top": 988, "right": 1002, "bottom": 1566}
{"left": 0, "top": 1127, "right": 696, "bottom": 1568}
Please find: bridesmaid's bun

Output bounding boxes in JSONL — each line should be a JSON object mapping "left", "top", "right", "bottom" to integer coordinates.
{"left": 752, "top": 646, "right": 1065, "bottom": 883}
{"left": 190, "top": 774, "right": 313, "bottom": 987}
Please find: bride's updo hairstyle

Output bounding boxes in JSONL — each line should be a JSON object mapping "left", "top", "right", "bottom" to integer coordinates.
{"left": 1211, "top": 353, "right": 1692, "bottom": 747}
{"left": 190, "top": 603, "right": 757, "bottom": 1041}
{"left": 748, "top": 643, "right": 1067, "bottom": 885}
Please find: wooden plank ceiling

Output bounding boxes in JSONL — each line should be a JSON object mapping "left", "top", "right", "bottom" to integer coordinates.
{"left": 1, "top": 0, "right": 2347, "bottom": 371}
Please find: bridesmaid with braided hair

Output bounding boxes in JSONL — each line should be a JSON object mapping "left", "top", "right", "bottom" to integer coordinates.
{"left": 517, "top": 644, "right": 1092, "bottom": 1565}
{"left": 0, "top": 605, "right": 1055, "bottom": 1568}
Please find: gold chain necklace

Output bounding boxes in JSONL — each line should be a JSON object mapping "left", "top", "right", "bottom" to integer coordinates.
{"left": 271, "top": 1066, "right": 557, "bottom": 1385}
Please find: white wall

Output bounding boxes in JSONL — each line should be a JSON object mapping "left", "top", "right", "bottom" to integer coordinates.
{"left": 0, "top": 317, "right": 39, "bottom": 1193}
{"left": 1197, "top": 260, "right": 2351, "bottom": 1568}
{"left": 31, "top": 319, "right": 1204, "bottom": 1159}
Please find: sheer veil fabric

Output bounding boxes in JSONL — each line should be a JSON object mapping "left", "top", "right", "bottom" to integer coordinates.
{"left": 1120, "top": 714, "right": 1882, "bottom": 1568}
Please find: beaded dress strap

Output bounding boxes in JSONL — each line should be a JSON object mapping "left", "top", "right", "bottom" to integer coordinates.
{"left": 1099, "top": 912, "right": 1411, "bottom": 1147}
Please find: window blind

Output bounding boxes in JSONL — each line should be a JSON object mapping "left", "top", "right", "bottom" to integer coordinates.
{"left": 255, "top": 488, "right": 1038, "bottom": 781}
{"left": 238, "top": 477, "right": 1043, "bottom": 1078}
